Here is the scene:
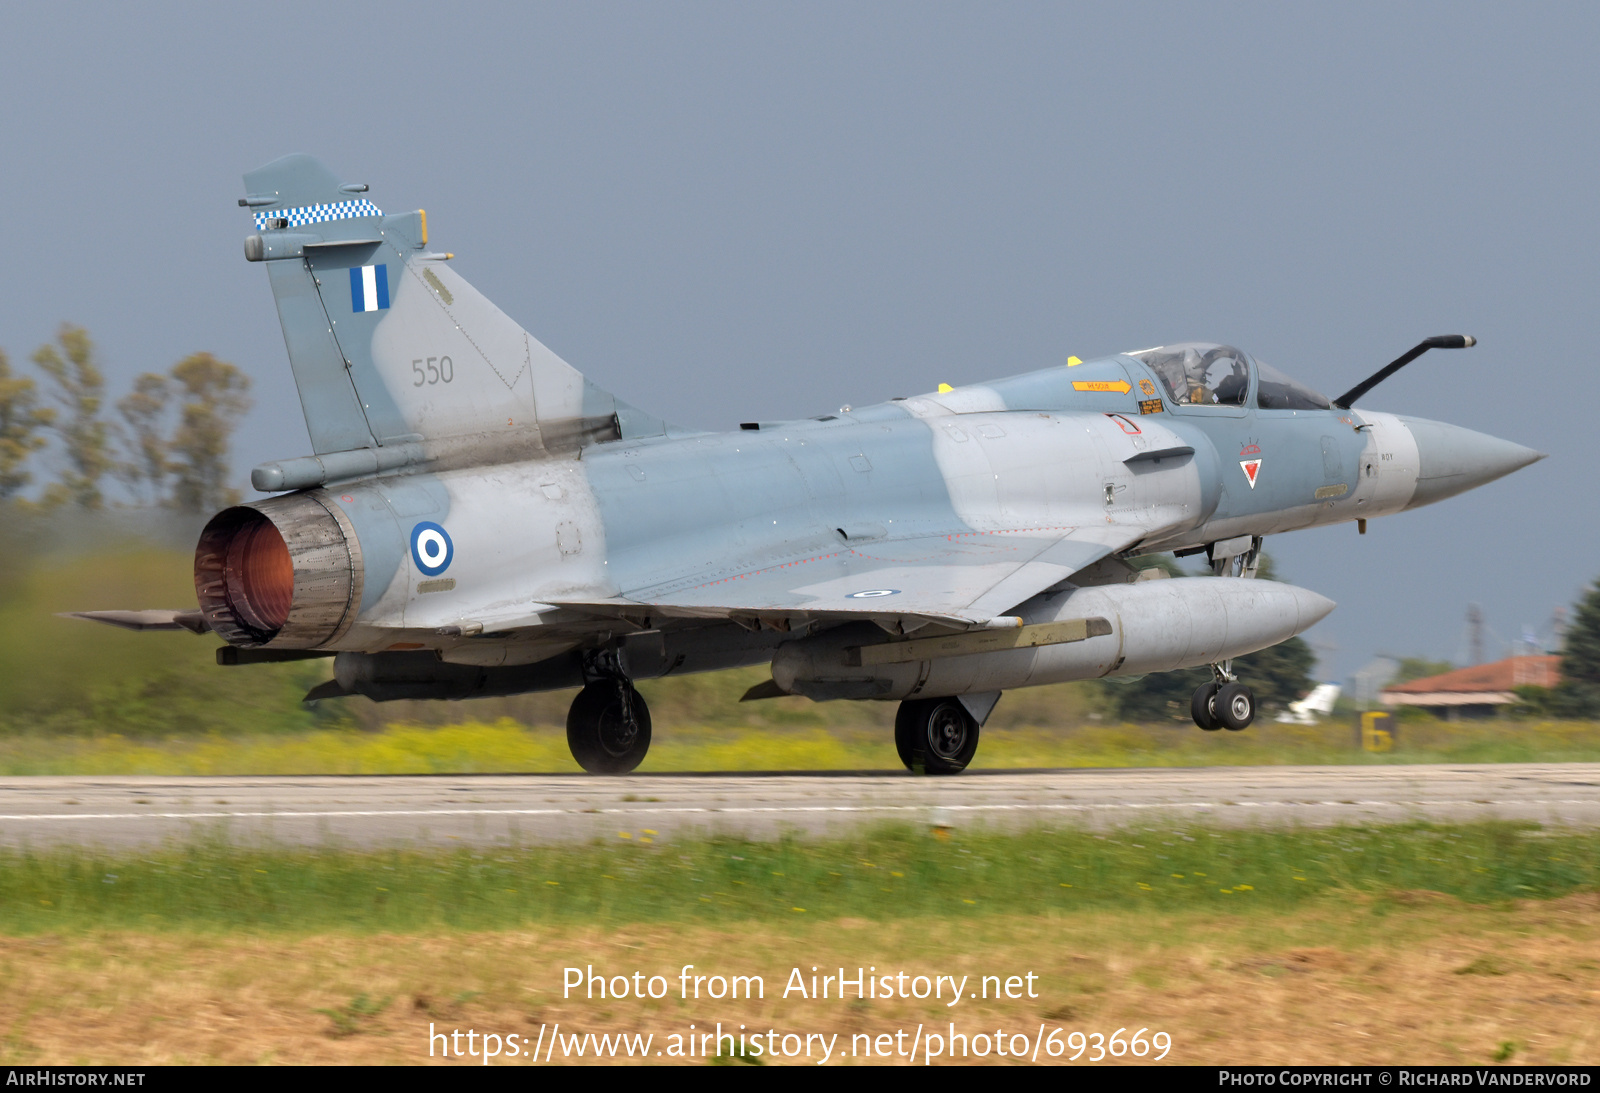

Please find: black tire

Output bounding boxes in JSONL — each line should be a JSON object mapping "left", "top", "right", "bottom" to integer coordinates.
{"left": 894, "top": 698, "right": 979, "bottom": 775}
{"left": 567, "top": 681, "right": 652, "bottom": 773}
{"left": 893, "top": 704, "right": 918, "bottom": 770}
{"left": 1214, "top": 682, "right": 1255, "bottom": 732}
{"left": 1191, "top": 681, "right": 1221, "bottom": 731}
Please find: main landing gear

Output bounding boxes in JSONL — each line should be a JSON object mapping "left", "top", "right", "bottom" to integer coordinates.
{"left": 567, "top": 653, "right": 652, "bottom": 773}
{"left": 895, "top": 697, "right": 980, "bottom": 775}
{"left": 1190, "top": 664, "right": 1256, "bottom": 732}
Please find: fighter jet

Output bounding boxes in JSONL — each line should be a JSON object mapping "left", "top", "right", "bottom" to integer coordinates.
{"left": 69, "top": 155, "right": 1545, "bottom": 774}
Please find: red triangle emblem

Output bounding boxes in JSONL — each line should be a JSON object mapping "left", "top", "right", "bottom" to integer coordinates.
{"left": 1240, "top": 458, "right": 1262, "bottom": 488}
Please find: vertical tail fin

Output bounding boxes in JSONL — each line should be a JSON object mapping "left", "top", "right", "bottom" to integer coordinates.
{"left": 241, "top": 154, "right": 664, "bottom": 467}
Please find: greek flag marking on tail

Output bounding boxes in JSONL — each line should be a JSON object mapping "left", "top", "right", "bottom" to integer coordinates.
{"left": 252, "top": 198, "right": 382, "bottom": 231}
{"left": 350, "top": 265, "right": 390, "bottom": 312}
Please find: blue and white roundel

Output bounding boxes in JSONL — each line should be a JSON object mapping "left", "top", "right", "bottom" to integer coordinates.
{"left": 847, "top": 589, "right": 900, "bottom": 599}
{"left": 411, "top": 521, "right": 453, "bottom": 576}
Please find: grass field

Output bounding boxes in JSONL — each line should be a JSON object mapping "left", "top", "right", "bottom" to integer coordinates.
{"left": 0, "top": 823, "right": 1595, "bottom": 1065}
{"left": 3, "top": 904, "right": 1597, "bottom": 1065}
{"left": 6, "top": 822, "right": 1598, "bottom": 932}
{"left": 4, "top": 715, "right": 1600, "bottom": 777}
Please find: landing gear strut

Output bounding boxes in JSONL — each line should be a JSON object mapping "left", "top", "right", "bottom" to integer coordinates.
{"left": 567, "top": 650, "right": 652, "bottom": 773}
{"left": 1190, "top": 663, "right": 1255, "bottom": 732}
{"left": 895, "top": 697, "right": 979, "bottom": 775}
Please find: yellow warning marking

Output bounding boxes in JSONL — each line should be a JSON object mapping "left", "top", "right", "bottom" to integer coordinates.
{"left": 937, "top": 383, "right": 954, "bottom": 393}
{"left": 419, "top": 208, "right": 428, "bottom": 246}
{"left": 1066, "top": 356, "right": 1083, "bottom": 366}
{"left": 1072, "top": 379, "right": 1132, "bottom": 394}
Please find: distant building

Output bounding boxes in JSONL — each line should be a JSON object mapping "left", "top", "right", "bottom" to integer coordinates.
{"left": 1380, "top": 655, "right": 1560, "bottom": 719}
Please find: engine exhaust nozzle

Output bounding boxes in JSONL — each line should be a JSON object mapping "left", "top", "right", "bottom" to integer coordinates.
{"left": 194, "top": 492, "right": 364, "bottom": 648}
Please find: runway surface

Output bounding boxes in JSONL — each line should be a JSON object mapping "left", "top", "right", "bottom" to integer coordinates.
{"left": 1, "top": 763, "right": 1597, "bottom": 848}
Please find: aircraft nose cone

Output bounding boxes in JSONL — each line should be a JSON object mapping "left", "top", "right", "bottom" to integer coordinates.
{"left": 1399, "top": 417, "right": 1546, "bottom": 510}
{"left": 1292, "top": 586, "right": 1338, "bottom": 629}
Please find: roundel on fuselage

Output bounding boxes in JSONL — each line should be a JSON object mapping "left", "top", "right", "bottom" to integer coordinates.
{"left": 411, "top": 521, "right": 453, "bottom": 576}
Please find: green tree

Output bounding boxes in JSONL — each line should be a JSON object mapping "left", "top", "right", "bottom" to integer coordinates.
{"left": 115, "top": 372, "right": 172, "bottom": 505}
{"left": 1548, "top": 578, "right": 1600, "bottom": 718}
{"left": 167, "top": 353, "right": 251, "bottom": 512}
{"left": 1106, "top": 553, "right": 1318, "bottom": 723}
{"left": 0, "top": 348, "right": 54, "bottom": 501}
{"left": 32, "top": 324, "right": 112, "bottom": 509}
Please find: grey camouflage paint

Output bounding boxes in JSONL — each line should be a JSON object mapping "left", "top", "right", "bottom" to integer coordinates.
{"left": 215, "top": 155, "right": 1541, "bottom": 702}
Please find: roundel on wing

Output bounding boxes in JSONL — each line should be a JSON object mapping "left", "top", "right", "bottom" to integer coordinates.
{"left": 847, "top": 589, "right": 900, "bottom": 599}
{"left": 411, "top": 521, "right": 454, "bottom": 576}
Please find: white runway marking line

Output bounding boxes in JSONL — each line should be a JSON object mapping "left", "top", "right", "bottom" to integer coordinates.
{"left": 0, "top": 798, "right": 1595, "bottom": 824}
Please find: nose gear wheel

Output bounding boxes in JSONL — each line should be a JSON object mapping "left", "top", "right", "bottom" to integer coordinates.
{"left": 1214, "top": 681, "right": 1256, "bottom": 731}
{"left": 1190, "top": 681, "right": 1222, "bottom": 731}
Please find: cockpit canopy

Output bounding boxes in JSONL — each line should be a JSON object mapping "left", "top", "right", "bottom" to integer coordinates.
{"left": 1128, "top": 343, "right": 1250, "bottom": 406}
{"left": 1126, "top": 342, "right": 1331, "bottom": 411}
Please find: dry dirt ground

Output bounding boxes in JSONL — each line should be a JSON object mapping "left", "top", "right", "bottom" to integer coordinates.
{"left": 1, "top": 896, "right": 1597, "bottom": 1066}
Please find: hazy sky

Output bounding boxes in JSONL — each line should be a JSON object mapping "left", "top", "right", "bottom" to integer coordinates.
{"left": 1, "top": 2, "right": 1593, "bottom": 680}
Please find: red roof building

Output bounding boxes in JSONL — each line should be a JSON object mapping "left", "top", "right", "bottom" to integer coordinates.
{"left": 1380, "top": 655, "right": 1560, "bottom": 718}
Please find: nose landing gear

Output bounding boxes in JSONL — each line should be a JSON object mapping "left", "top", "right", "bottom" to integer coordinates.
{"left": 1190, "top": 664, "right": 1256, "bottom": 732}
{"left": 1190, "top": 681, "right": 1223, "bottom": 731}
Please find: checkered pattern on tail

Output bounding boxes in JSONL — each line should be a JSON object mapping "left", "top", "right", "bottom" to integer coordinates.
{"left": 253, "top": 198, "right": 382, "bottom": 231}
